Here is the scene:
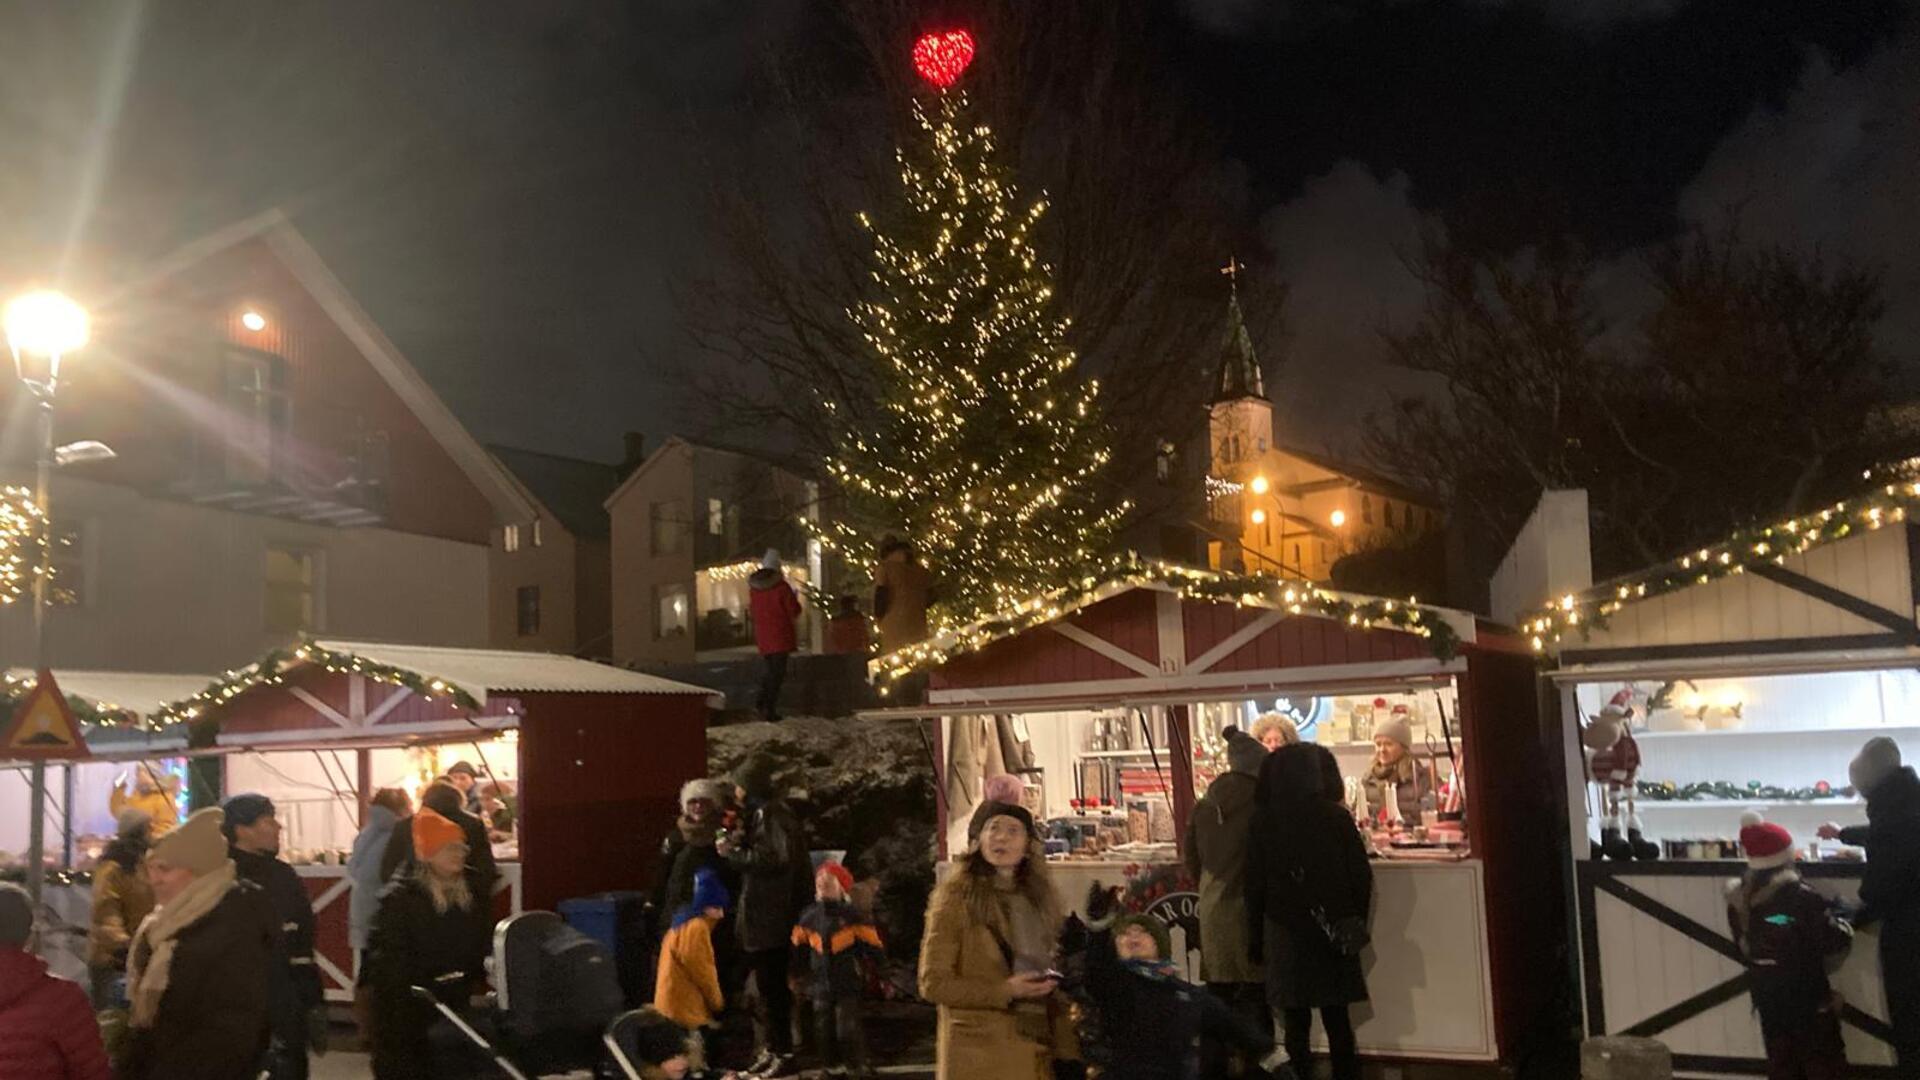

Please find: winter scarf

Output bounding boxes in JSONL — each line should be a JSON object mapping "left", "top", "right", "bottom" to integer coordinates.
{"left": 126, "top": 859, "right": 237, "bottom": 1028}
{"left": 1367, "top": 752, "right": 1417, "bottom": 789}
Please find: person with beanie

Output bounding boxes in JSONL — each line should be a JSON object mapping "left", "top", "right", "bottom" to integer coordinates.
{"left": 1362, "top": 713, "right": 1423, "bottom": 825}
{"left": 1184, "top": 726, "right": 1274, "bottom": 1075}
{"left": 655, "top": 868, "right": 732, "bottom": 1072}
{"left": 918, "top": 802, "right": 1076, "bottom": 1080}
{"left": 965, "top": 773, "right": 1029, "bottom": 843}
{"left": 223, "top": 792, "right": 324, "bottom": 1078}
{"left": 1818, "top": 736, "right": 1920, "bottom": 1069}
{"left": 380, "top": 779, "right": 497, "bottom": 895}
{"left": 1248, "top": 745, "right": 1371, "bottom": 1080}
{"left": 792, "top": 861, "right": 883, "bottom": 1078}
{"left": 1727, "top": 813, "right": 1855, "bottom": 1079}
{"left": 362, "top": 808, "right": 493, "bottom": 1079}
{"left": 1061, "top": 881, "right": 1273, "bottom": 1080}
{"left": 0, "top": 882, "right": 111, "bottom": 1079}
{"left": 121, "top": 808, "right": 276, "bottom": 1080}
{"left": 612, "top": 1006, "right": 699, "bottom": 1079}
{"left": 655, "top": 778, "right": 739, "bottom": 927}
{"left": 724, "top": 752, "right": 814, "bottom": 1077}
{"left": 747, "top": 548, "right": 803, "bottom": 724}
{"left": 87, "top": 808, "right": 155, "bottom": 1008}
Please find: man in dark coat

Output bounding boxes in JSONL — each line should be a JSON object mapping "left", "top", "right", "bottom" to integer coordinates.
{"left": 122, "top": 808, "right": 276, "bottom": 1080}
{"left": 381, "top": 781, "right": 498, "bottom": 896}
{"left": 1827, "top": 737, "right": 1920, "bottom": 1071}
{"left": 724, "top": 751, "right": 814, "bottom": 1078}
{"left": 224, "top": 793, "right": 323, "bottom": 1079}
{"left": 1185, "top": 726, "right": 1271, "bottom": 1074}
{"left": 1247, "top": 744, "right": 1371, "bottom": 1080}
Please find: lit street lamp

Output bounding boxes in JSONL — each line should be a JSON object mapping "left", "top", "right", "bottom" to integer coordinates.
{"left": 5, "top": 289, "right": 95, "bottom": 906}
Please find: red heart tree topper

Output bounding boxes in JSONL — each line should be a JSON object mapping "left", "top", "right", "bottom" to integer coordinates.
{"left": 912, "top": 30, "right": 975, "bottom": 89}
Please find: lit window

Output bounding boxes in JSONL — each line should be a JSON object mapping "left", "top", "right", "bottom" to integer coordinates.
{"left": 707, "top": 498, "right": 725, "bottom": 536}
{"left": 655, "top": 584, "right": 690, "bottom": 639}
{"left": 516, "top": 586, "right": 540, "bottom": 636}
{"left": 531, "top": 519, "right": 543, "bottom": 547}
{"left": 264, "top": 547, "right": 319, "bottom": 633}
{"left": 503, "top": 524, "right": 521, "bottom": 552}
{"left": 1361, "top": 495, "right": 1373, "bottom": 525}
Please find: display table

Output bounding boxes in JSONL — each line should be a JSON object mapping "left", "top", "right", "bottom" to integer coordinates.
{"left": 1577, "top": 861, "right": 1893, "bottom": 1073}
{"left": 298, "top": 860, "right": 522, "bottom": 1002}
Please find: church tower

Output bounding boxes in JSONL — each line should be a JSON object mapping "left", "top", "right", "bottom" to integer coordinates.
{"left": 1208, "top": 268, "right": 1272, "bottom": 480}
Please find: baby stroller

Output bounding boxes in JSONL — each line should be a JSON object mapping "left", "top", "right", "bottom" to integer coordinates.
{"left": 417, "top": 911, "right": 626, "bottom": 1078}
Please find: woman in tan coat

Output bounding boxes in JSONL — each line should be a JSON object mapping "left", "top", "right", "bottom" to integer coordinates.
{"left": 919, "top": 801, "right": 1077, "bottom": 1080}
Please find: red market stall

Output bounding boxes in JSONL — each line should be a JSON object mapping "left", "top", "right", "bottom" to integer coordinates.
{"left": 865, "top": 564, "right": 1556, "bottom": 1066}
{"left": 166, "top": 639, "right": 720, "bottom": 1002}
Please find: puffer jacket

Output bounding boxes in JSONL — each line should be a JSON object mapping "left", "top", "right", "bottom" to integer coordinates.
{"left": 728, "top": 797, "right": 813, "bottom": 953}
{"left": 748, "top": 568, "right": 803, "bottom": 655}
{"left": 88, "top": 841, "right": 155, "bottom": 970}
{"left": 655, "top": 914, "right": 725, "bottom": 1030}
{"left": 792, "top": 899, "right": 883, "bottom": 1003}
{"left": 1184, "top": 730, "right": 1267, "bottom": 984}
{"left": 0, "top": 947, "right": 111, "bottom": 1080}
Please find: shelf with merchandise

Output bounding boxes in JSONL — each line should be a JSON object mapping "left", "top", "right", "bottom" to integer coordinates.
{"left": 1633, "top": 723, "right": 1920, "bottom": 741}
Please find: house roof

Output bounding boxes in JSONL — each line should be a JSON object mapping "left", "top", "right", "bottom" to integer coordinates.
{"left": 603, "top": 434, "right": 805, "bottom": 511}
{"left": 489, "top": 445, "right": 620, "bottom": 539}
{"left": 1272, "top": 443, "right": 1440, "bottom": 507}
{"left": 114, "top": 209, "right": 535, "bottom": 525}
{"left": 1211, "top": 288, "right": 1267, "bottom": 404}
{"left": 309, "top": 640, "right": 723, "bottom": 705}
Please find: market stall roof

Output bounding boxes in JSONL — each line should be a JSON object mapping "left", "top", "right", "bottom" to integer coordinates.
{"left": 5, "top": 670, "right": 212, "bottom": 721}
{"left": 308, "top": 640, "right": 723, "bottom": 706}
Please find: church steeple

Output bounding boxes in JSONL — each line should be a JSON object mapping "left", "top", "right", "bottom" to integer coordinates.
{"left": 1210, "top": 258, "right": 1266, "bottom": 404}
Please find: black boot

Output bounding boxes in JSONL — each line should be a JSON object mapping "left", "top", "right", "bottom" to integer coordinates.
{"left": 1601, "top": 825, "right": 1632, "bottom": 860}
{"left": 1628, "top": 827, "right": 1659, "bottom": 860}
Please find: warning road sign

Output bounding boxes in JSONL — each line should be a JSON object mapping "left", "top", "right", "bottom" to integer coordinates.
{"left": 1, "top": 669, "right": 91, "bottom": 759}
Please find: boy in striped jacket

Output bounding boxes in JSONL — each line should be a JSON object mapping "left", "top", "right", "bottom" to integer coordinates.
{"left": 791, "top": 862, "right": 882, "bottom": 1079}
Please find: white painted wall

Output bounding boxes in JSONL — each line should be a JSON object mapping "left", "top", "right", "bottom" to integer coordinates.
{"left": 0, "top": 475, "right": 489, "bottom": 675}
{"left": 1489, "top": 489, "right": 1592, "bottom": 627}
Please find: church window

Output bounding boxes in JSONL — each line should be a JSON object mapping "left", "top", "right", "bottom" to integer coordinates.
{"left": 1361, "top": 495, "right": 1373, "bottom": 525}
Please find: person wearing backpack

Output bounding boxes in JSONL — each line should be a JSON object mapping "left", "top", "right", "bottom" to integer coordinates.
{"left": 1727, "top": 814, "right": 1854, "bottom": 1080}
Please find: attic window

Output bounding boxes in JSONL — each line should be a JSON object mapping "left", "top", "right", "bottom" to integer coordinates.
{"left": 532, "top": 519, "right": 543, "bottom": 547}
{"left": 503, "top": 524, "right": 522, "bottom": 552}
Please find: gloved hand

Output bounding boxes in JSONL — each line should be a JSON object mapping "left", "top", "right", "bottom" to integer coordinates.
{"left": 306, "top": 1005, "right": 330, "bottom": 1056}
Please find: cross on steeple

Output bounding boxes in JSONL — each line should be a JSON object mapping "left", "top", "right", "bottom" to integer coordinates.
{"left": 1219, "top": 256, "right": 1244, "bottom": 289}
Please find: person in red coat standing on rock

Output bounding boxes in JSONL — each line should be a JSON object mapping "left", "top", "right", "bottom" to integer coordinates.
{"left": 0, "top": 883, "right": 111, "bottom": 1080}
{"left": 748, "top": 548, "right": 803, "bottom": 724}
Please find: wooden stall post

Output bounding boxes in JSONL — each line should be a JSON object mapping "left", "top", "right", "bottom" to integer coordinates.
{"left": 1168, "top": 704, "right": 1196, "bottom": 855}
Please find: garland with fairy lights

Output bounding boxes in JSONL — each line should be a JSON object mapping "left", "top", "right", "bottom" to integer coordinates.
{"left": 151, "top": 639, "right": 483, "bottom": 729}
{"left": 0, "top": 671, "right": 139, "bottom": 730}
{"left": 1637, "top": 779, "right": 1856, "bottom": 803}
{"left": 0, "top": 485, "right": 47, "bottom": 607}
{"left": 1527, "top": 481, "right": 1920, "bottom": 653}
{"left": 869, "top": 555, "right": 1462, "bottom": 691}
{"left": 805, "top": 33, "right": 1128, "bottom": 629}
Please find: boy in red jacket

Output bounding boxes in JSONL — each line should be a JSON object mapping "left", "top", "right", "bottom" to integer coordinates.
{"left": 0, "top": 883, "right": 111, "bottom": 1079}
{"left": 748, "top": 549, "right": 803, "bottom": 724}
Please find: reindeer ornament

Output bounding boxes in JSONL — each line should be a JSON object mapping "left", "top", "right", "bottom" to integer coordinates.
{"left": 1582, "top": 688, "right": 1660, "bottom": 860}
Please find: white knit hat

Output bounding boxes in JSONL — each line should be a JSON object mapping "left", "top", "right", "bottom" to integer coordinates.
{"left": 1850, "top": 736, "right": 1902, "bottom": 796}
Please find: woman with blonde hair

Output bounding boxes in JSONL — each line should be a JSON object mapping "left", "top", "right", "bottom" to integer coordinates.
{"left": 1249, "top": 713, "right": 1299, "bottom": 752}
{"left": 919, "top": 801, "right": 1077, "bottom": 1080}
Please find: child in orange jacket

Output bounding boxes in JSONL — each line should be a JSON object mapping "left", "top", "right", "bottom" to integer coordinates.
{"left": 654, "top": 868, "right": 731, "bottom": 1067}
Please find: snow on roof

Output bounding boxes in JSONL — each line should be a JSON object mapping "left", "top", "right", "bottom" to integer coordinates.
{"left": 7, "top": 670, "right": 214, "bottom": 720}
{"left": 311, "top": 641, "right": 722, "bottom": 706}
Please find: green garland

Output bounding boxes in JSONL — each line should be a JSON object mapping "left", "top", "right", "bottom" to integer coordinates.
{"left": 1636, "top": 779, "right": 1856, "bottom": 803}
{"left": 0, "top": 672, "right": 142, "bottom": 730}
{"left": 152, "top": 638, "right": 484, "bottom": 729}
{"left": 1529, "top": 481, "right": 1920, "bottom": 653}
{"left": 871, "top": 554, "right": 1463, "bottom": 690}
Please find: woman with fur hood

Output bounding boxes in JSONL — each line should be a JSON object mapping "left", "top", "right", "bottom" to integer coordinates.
{"left": 656, "top": 779, "right": 738, "bottom": 918}
{"left": 918, "top": 801, "right": 1078, "bottom": 1080}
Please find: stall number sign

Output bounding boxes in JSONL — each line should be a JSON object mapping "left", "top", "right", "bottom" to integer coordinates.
{"left": 2, "top": 670, "right": 91, "bottom": 759}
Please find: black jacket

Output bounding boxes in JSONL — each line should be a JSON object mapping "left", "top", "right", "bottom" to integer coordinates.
{"left": 379, "top": 807, "right": 498, "bottom": 896}
{"left": 727, "top": 798, "right": 813, "bottom": 953}
{"left": 1726, "top": 866, "right": 1852, "bottom": 1026}
{"left": 1856, "top": 767, "right": 1920, "bottom": 933}
{"left": 654, "top": 817, "right": 735, "bottom": 919}
{"left": 1063, "top": 920, "right": 1271, "bottom": 1080}
{"left": 230, "top": 845, "right": 322, "bottom": 1041}
{"left": 362, "top": 870, "right": 494, "bottom": 1079}
{"left": 1245, "top": 796, "right": 1373, "bottom": 1009}
{"left": 120, "top": 880, "right": 275, "bottom": 1080}
{"left": 792, "top": 900, "right": 882, "bottom": 1003}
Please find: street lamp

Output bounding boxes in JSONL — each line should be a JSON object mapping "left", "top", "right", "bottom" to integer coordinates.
{"left": 1330, "top": 509, "right": 1347, "bottom": 528}
{"left": 5, "top": 288, "right": 90, "bottom": 906}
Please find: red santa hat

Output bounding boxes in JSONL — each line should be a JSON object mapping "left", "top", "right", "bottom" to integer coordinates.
{"left": 1738, "top": 811, "right": 1795, "bottom": 870}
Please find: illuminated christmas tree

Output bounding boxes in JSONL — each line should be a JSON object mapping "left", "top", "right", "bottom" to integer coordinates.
{"left": 810, "top": 31, "right": 1126, "bottom": 628}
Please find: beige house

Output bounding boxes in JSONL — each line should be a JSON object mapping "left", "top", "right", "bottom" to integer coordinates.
{"left": 486, "top": 445, "right": 624, "bottom": 656}
{"left": 1204, "top": 289, "right": 1440, "bottom": 582}
{"left": 605, "top": 437, "right": 820, "bottom": 666}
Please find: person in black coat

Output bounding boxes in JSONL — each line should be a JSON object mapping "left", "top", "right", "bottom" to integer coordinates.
{"left": 122, "top": 807, "right": 277, "bottom": 1080}
{"left": 1063, "top": 881, "right": 1274, "bottom": 1080}
{"left": 362, "top": 809, "right": 495, "bottom": 1080}
{"left": 721, "top": 753, "right": 814, "bottom": 1076}
{"left": 1246, "top": 743, "right": 1372, "bottom": 1080}
{"left": 381, "top": 780, "right": 498, "bottom": 895}
{"left": 224, "top": 793, "right": 323, "bottom": 1079}
{"left": 653, "top": 779, "right": 737, "bottom": 919}
{"left": 1824, "top": 738, "right": 1920, "bottom": 1071}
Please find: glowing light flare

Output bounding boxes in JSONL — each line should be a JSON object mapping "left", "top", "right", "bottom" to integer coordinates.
{"left": 912, "top": 30, "right": 977, "bottom": 89}
{"left": 4, "top": 290, "right": 89, "bottom": 358}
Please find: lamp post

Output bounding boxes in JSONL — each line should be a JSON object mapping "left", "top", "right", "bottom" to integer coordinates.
{"left": 5, "top": 289, "right": 89, "bottom": 904}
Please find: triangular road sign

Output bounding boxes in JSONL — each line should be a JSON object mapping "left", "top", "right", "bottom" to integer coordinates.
{"left": 2, "top": 669, "right": 91, "bottom": 759}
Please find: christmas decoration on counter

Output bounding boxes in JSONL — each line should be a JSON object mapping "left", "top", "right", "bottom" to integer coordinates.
{"left": 151, "top": 639, "right": 483, "bottom": 730}
{"left": 1526, "top": 479, "right": 1920, "bottom": 653}
{"left": 1582, "top": 689, "right": 1658, "bottom": 860}
{"left": 867, "top": 554, "right": 1463, "bottom": 690}
{"left": 808, "top": 31, "right": 1129, "bottom": 630}
{"left": 0, "top": 485, "right": 47, "bottom": 605}
{"left": 1636, "top": 779, "right": 1856, "bottom": 803}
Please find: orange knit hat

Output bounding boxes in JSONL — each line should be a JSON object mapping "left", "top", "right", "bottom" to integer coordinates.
{"left": 412, "top": 808, "right": 467, "bottom": 861}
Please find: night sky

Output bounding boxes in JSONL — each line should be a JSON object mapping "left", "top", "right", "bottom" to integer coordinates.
{"left": 0, "top": 0, "right": 1912, "bottom": 464}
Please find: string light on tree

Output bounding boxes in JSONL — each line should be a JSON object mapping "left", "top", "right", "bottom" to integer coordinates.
{"left": 810, "top": 30, "right": 1127, "bottom": 629}
{"left": 0, "top": 485, "right": 47, "bottom": 606}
